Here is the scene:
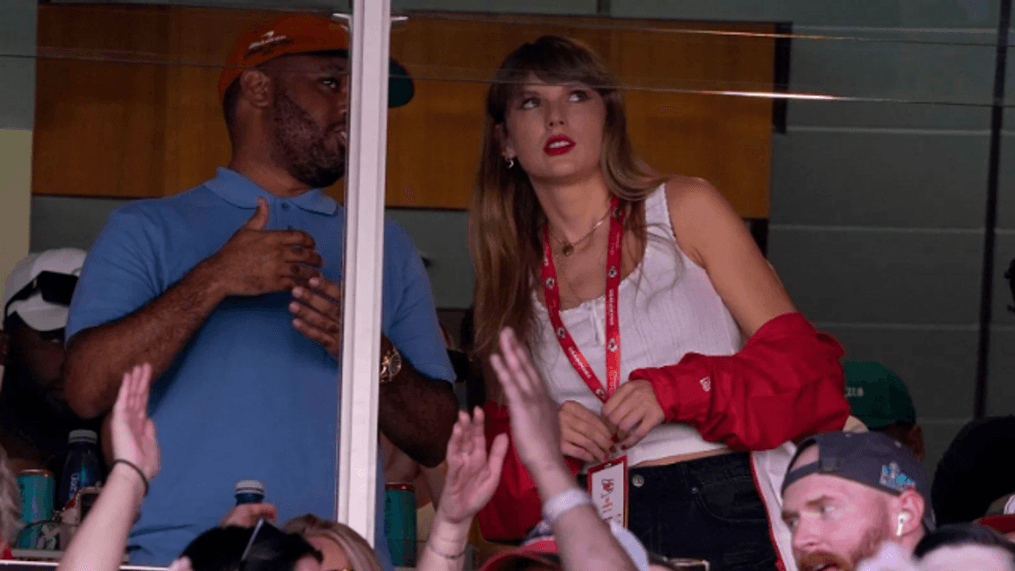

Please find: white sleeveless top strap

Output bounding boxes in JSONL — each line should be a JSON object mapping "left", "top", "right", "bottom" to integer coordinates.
{"left": 530, "top": 183, "right": 743, "bottom": 466}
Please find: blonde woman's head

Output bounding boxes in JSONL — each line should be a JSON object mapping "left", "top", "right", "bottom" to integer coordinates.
{"left": 283, "top": 514, "right": 384, "bottom": 571}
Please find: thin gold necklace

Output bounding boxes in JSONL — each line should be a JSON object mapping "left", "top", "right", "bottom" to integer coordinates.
{"left": 548, "top": 207, "right": 612, "bottom": 257}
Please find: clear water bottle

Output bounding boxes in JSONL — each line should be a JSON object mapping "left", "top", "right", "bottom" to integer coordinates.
{"left": 235, "top": 480, "right": 266, "bottom": 505}
{"left": 57, "top": 430, "right": 103, "bottom": 509}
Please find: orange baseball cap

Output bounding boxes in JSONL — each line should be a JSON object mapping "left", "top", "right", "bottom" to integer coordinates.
{"left": 217, "top": 14, "right": 413, "bottom": 107}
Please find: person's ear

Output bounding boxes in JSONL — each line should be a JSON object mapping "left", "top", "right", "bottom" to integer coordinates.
{"left": 894, "top": 491, "right": 924, "bottom": 537}
{"left": 494, "top": 123, "right": 515, "bottom": 161}
{"left": 239, "top": 69, "right": 274, "bottom": 109}
{"left": 906, "top": 424, "right": 926, "bottom": 461}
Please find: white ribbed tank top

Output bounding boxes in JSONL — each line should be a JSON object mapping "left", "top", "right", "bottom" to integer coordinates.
{"left": 530, "top": 183, "right": 743, "bottom": 466}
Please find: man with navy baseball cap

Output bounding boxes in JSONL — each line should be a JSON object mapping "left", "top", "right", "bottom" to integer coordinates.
{"left": 780, "top": 432, "right": 933, "bottom": 571}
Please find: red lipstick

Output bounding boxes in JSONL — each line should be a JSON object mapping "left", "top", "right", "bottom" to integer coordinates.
{"left": 544, "top": 134, "right": 575, "bottom": 156}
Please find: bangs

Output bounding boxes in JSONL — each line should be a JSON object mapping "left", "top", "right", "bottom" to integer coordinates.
{"left": 487, "top": 35, "right": 617, "bottom": 122}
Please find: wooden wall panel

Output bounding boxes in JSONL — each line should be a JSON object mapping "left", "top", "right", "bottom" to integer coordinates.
{"left": 385, "top": 15, "right": 776, "bottom": 216}
{"left": 34, "top": 6, "right": 268, "bottom": 199}
{"left": 34, "top": 6, "right": 775, "bottom": 217}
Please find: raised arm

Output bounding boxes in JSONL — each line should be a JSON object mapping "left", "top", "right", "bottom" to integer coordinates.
{"left": 57, "top": 363, "right": 160, "bottom": 571}
{"left": 490, "top": 328, "right": 639, "bottom": 571}
{"left": 65, "top": 198, "right": 321, "bottom": 418}
{"left": 417, "top": 408, "right": 508, "bottom": 571}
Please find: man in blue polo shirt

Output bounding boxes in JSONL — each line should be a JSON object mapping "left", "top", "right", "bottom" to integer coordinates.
{"left": 63, "top": 15, "right": 458, "bottom": 567}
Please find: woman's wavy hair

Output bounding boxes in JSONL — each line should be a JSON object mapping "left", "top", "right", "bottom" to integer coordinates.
{"left": 283, "top": 513, "right": 384, "bottom": 571}
{"left": 468, "top": 35, "right": 665, "bottom": 368}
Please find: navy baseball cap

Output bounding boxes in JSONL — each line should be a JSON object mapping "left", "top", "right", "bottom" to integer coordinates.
{"left": 782, "top": 431, "right": 935, "bottom": 530}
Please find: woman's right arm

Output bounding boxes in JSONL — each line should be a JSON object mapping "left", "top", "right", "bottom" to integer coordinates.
{"left": 57, "top": 364, "right": 160, "bottom": 571}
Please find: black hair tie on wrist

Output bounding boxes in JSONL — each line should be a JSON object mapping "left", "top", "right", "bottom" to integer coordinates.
{"left": 112, "top": 459, "right": 150, "bottom": 497}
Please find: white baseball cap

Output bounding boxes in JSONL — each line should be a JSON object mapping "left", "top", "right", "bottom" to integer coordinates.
{"left": 2, "top": 248, "right": 87, "bottom": 332}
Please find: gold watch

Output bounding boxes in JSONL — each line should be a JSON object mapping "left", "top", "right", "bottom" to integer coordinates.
{"left": 379, "top": 344, "right": 402, "bottom": 384}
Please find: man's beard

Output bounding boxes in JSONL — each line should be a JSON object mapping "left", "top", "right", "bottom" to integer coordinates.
{"left": 269, "top": 87, "right": 346, "bottom": 189}
{"left": 797, "top": 525, "right": 891, "bottom": 571}
{"left": 799, "top": 551, "right": 854, "bottom": 571}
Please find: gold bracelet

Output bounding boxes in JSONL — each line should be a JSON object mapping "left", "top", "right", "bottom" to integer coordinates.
{"left": 426, "top": 540, "right": 467, "bottom": 559}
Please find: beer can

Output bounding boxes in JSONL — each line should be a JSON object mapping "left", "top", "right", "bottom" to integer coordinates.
{"left": 384, "top": 483, "right": 416, "bottom": 567}
{"left": 17, "top": 469, "right": 55, "bottom": 549}
{"left": 235, "top": 480, "right": 266, "bottom": 505}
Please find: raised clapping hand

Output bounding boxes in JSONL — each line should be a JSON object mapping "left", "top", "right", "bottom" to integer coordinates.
{"left": 110, "top": 363, "right": 160, "bottom": 487}
{"left": 489, "top": 328, "right": 568, "bottom": 476}
{"left": 489, "top": 328, "right": 641, "bottom": 571}
{"left": 208, "top": 197, "right": 324, "bottom": 297}
{"left": 55, "top": 364, "right": 160, "bottom": 571}
{"left": 435, "top": 408, "right": 509, "bottom": 525}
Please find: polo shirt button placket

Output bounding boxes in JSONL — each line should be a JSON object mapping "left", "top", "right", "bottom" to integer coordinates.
{"left": 280, "top": 202, "right": 293, "bottom": 229}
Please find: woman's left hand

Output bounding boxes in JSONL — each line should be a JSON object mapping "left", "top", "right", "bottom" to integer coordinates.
{"left": 601, "top": 380, "right": 665, "bottom": 449}
{"left": 435, "top": 407, "right": 509, "bottom": 525}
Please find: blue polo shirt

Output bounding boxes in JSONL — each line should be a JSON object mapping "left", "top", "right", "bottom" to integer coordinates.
{"left": 66, "top": 168, "right": 454, "bottom": 567}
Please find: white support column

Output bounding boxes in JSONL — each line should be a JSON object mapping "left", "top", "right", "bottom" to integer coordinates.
{"left": 335, "top": 0, "right": 392, "bottom": 545}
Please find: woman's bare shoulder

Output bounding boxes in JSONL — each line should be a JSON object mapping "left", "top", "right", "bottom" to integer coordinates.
{"left": 662, "top": 175, "right": 726, "bottom": 212}
{"left": 661, "top": 176, "right": 738, "bottom": 261}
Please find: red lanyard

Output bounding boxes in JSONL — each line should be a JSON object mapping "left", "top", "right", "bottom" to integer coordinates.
{"left": 541, "top": 196, "right": 623, "bottom": 403}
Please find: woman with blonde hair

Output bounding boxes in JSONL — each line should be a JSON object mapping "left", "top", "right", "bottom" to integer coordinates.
{"left": 284, "top": 514, "right": 383, "bottom": 571}
{"left": 469, "top": 35, "right": 851, "bottom": 571}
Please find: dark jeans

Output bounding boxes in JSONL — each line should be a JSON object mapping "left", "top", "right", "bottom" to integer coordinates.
{"left": 585, "top": 452, "right": 779, "bottom": 571}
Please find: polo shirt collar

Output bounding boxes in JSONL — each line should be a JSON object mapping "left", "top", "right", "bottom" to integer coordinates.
{"left": 206, "top": 167, "right": 338, "bottom": 215}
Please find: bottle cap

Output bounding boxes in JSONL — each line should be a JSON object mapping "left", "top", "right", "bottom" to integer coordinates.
{"left": 68, "top": 429, "right": 98, "bottom": 444}
{"left": 235, "top": 479, "right": 266, "bottom": 496}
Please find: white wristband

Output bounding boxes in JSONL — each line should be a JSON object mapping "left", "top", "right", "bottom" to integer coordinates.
{"left": 542, "top": 488, "right": 593, "bottom": 524}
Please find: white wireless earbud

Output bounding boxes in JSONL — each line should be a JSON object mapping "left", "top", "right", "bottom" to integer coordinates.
{"left": 896, "top": 513, "right": 910, "bottom": 536}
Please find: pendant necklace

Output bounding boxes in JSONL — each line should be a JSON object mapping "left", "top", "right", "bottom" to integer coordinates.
{"left": 548, "top": 206, "right": 614, "bottom": 257}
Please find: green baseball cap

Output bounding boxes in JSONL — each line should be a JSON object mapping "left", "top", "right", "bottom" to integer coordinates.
{"left": 843, "top": 360, "right": 917, "bottom": 429}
